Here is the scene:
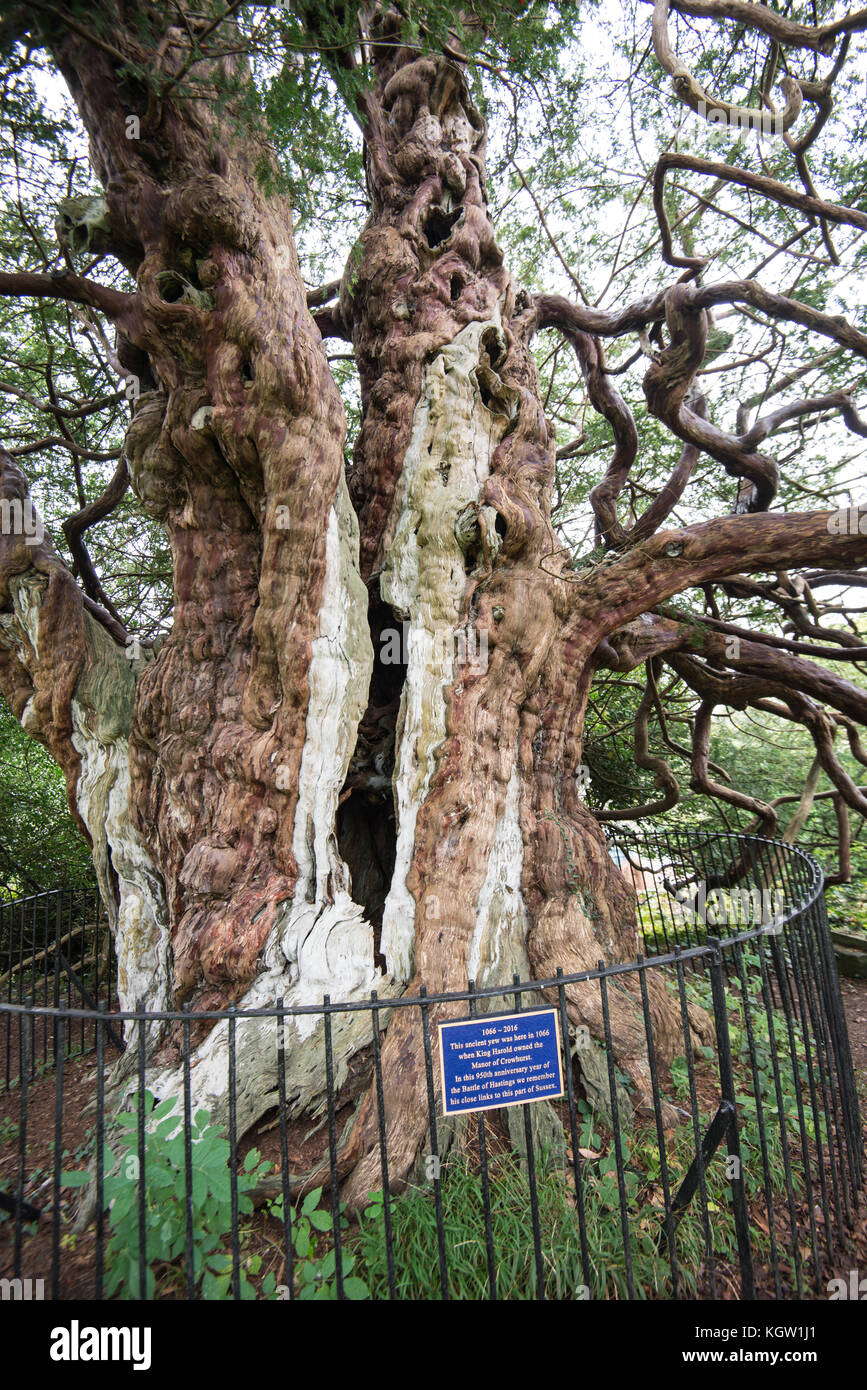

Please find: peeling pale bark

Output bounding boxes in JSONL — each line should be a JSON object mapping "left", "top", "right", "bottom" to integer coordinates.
{"left": 145, "top": 471, "right": 384, "bottom": 1132}
{"left": 379, "top": 314, "right": 514, "bottom": 981}
{"left": 326, "top": 31, "right": 699, "bottom": 1202}
{"left": 0, "top": 564, "right": 171, "bottom": 1036}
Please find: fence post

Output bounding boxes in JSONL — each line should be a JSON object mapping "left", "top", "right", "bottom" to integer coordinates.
{"left": 811, "top": 895, "right": 863, "bottom": 1194}
{"left": 52, "top": 893, "right": 62, "bottom": 1011}
{"left": 707, "top": 937, "right": 755, "bottom": 1300}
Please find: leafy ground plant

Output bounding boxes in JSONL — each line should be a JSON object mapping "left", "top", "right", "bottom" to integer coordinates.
{"left": 63, "top": 1091, "right": 272, "bottom": 1299}
{"left": 265, "top": 1186, "right": 368, "bottom": 1300}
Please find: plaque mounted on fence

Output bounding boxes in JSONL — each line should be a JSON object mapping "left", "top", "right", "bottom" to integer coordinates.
{"left": 438, "top": 1007, "right": 565, "bottom": 1116}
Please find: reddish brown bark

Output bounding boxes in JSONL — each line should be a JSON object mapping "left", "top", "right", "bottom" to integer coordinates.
{"left": 43, "top": 11, "right": 347, "bottom": 1005}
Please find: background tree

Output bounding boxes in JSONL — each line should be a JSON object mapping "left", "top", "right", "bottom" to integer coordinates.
{"left": 0, "top": 697, "right": 93, "bottom": 896}
{"left": 1, "top": 0, "right": 867, "bottom": 1195}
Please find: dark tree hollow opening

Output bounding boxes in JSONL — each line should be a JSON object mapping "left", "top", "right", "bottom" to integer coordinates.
{"left": 336, "top": 589, "right": 406, "bottom": 970}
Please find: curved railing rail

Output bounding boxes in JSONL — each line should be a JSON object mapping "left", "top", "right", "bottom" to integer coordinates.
{"left": 0, "top": 832, "right": 862, "bottom": 1302}
{"left": 607, "top": 825, "right": 825, "bottom": 953}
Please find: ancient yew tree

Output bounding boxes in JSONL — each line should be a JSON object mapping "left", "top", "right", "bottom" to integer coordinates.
{"left": 2, "top": 0, "right": 867, "bottom": 1194}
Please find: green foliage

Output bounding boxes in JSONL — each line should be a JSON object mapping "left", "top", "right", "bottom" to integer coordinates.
{"left": 356, "top": 1151, "right": 610, "bottom": 1300}
{"left": 354, "top": 1130, "right": 711, "bottom": 1300}
{"left": 0, "top": 695, "right": 93, "bottom": 898}
{"left": 685, "top": 951, "right": 826, "bottom": 1155}
{"left": 0, "top": 1115, "right": 19, "bottom": 1145}
{"left": 60, "top": 1094, "right": 370, "bottom": 1301}
{"left": 826, "top": 877, "right": 867, "bottom": 935}
{"left": 62, "top": 1092, "right": 273, "bottom": 1300}
{"left": 266, "top": 1185, "right": 369, "bottom": 1300}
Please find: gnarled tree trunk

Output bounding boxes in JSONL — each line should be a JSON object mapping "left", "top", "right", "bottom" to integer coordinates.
{"left": 4, "top": 2, "right": 866, "bottom": 1198}
{"left": 325, "top": 21, "right": 693, "bottom": 1198}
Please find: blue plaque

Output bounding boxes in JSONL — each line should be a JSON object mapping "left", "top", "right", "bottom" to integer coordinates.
{"left": 439, "top": 1008, "right": 565, "bottom": 1115}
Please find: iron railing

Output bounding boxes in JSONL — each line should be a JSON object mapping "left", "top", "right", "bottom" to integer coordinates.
{"left": 1, "top": 882, "right": 119, "bottom": 1092}
{"left": 0, "top": 830, "right": 862, "bottom": 1301}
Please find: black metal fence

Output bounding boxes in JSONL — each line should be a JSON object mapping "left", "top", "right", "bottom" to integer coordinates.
{"left": 1, "top": 883, "right": 119, "bottom": 1092}
{"left": 0, "top": 831, "right": 862, "bottom": 1301}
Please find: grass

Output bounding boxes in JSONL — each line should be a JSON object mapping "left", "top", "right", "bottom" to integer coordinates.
{"left": 350, "top": 1089, "right": 762, "bottom": 1301}
{"left": 349, "top": 951, "right": 835, "bottom": 1300}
